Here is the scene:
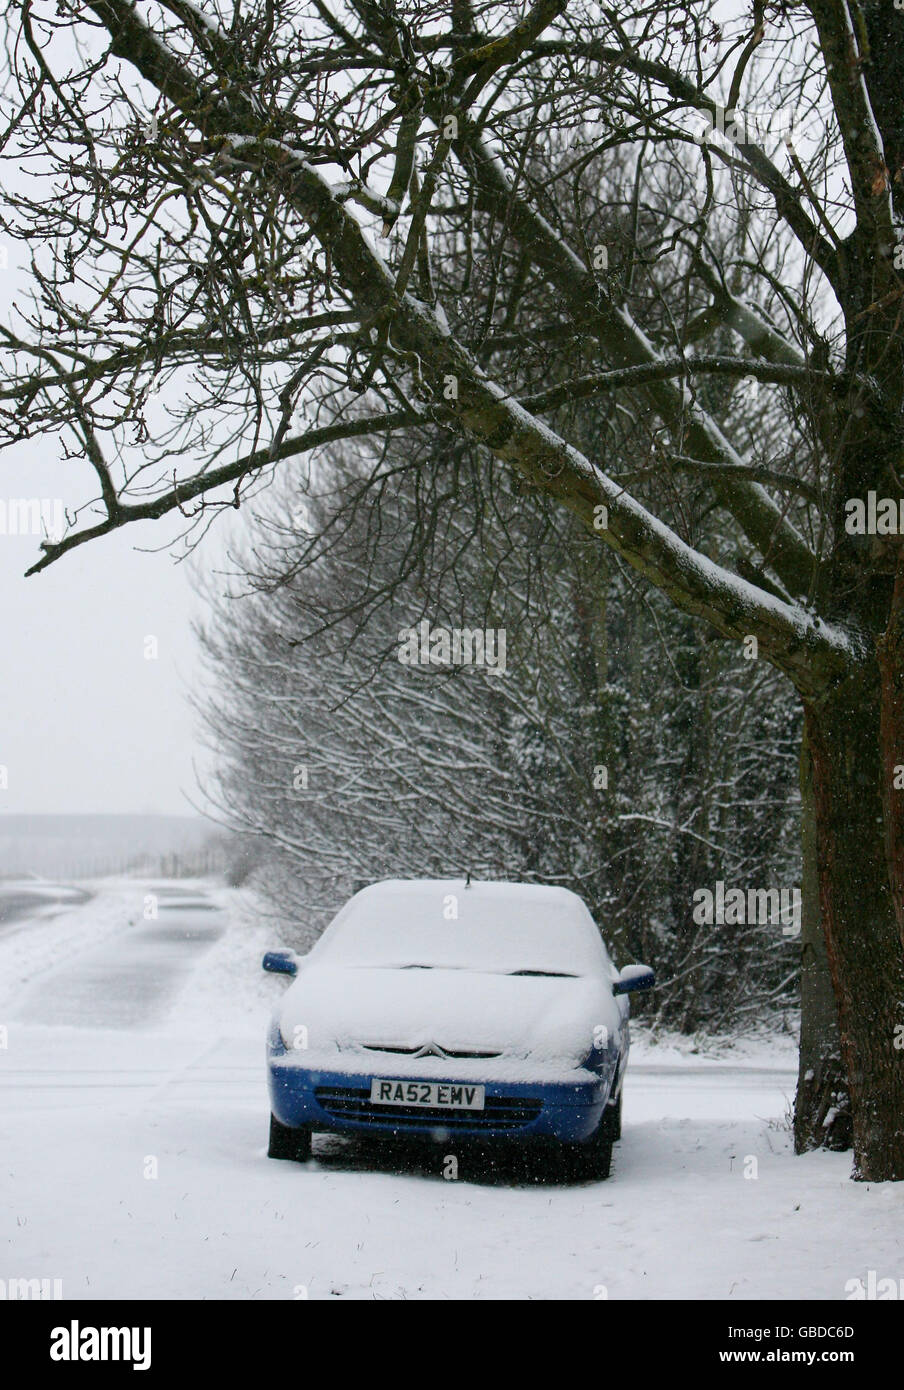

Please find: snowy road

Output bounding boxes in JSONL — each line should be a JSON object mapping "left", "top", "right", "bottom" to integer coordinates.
{"left": 0, "top": 882, "right": 91, "bottom": 934}
{"left": 11, "top": 887, "right": 223, "bottom": 1028}
{"left": 1, "top": 882, "right": 901, "bottom": 1300}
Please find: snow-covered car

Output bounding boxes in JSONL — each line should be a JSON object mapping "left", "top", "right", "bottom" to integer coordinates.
{"left": 262, "top": 878, "right": 654, "bottom": 1178}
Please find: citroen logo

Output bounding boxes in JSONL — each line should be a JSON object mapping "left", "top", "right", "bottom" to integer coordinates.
{"left": 413, "top": 1043, "right": 448, "bottom": 1059}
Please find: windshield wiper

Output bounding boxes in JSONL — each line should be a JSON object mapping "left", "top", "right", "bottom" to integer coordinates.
{"left": 509, "top": 969, "right": 578, "bottom": 978}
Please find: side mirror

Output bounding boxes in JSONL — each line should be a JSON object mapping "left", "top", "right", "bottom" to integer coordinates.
{"left": 613, "top": 963, "right": 655, "bottom": 996}
{"left": 262, "top": 949, "right": 298, "bottom": 977}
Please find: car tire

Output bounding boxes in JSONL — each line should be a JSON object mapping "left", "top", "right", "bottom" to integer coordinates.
{"left": 564, "top": 1113, "right": 613, "bottom": 1181}
{"left": 602, "top": 1088, "right": 622, "bottom": 1142}
{"left": 268, "top": 1114, "right": 312, "bottom": 1162}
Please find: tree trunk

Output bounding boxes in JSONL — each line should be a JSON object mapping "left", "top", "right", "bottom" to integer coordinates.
{"left": 794, "top": 723, "right": 851, "bottom": 1152}
{"left": 879, "top": 551, "right": 904, "bottom": 942}
{"left": 804, "top": 669, "right": 904, "bottom": 1180}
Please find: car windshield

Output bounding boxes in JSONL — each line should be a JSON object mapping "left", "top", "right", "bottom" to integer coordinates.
{"left": 314, "top": 881, "right": 609, "bottom": 977}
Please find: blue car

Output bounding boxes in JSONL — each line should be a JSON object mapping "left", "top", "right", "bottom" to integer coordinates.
{"left": 263, "top": 879, "right": 653, "bottom": 1178}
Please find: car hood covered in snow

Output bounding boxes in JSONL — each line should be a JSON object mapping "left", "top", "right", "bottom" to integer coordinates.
{"left": 275, "top": 961, "right": 619, "bottom": 1069}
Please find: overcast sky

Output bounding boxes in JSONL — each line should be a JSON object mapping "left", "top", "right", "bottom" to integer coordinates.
{"left": 0, "top": 435, "right": 212, "bottom": 815}
{"left": 0, "top": 49, "right": 237, "bottom": 819}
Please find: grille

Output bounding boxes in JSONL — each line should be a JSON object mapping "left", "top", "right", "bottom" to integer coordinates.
{"left": 314, "top": 1085, "right": 542, "bottom": 1131}
{"left": 361, "top": 1044, "right": 503, "bottom": 1060}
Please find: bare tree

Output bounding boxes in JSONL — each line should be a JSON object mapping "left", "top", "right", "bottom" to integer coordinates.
{"left": 1, "top": 0, "right": 902, "bottom": 1178}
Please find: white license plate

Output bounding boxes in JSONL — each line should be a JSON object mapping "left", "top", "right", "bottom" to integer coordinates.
{"left": 369, "top": 1078, "right": 485, "bottom": 1110}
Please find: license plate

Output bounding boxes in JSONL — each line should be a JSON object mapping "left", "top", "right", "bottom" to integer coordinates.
{"left": 369, "top": 1078, "right": 485, "bottom": 1110}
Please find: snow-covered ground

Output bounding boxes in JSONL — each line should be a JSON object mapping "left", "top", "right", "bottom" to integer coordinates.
{"left": 1, "top": 880, "right": 900, "bottom": 1300}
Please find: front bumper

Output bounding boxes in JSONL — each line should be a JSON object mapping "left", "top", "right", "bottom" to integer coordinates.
{"left": 268, "top": 1054, "right": 614, "bottom": 1144}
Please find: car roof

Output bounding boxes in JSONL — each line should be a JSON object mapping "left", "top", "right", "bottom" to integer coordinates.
{"left": 350, "top": 878, "right": 589, "bottom": 908}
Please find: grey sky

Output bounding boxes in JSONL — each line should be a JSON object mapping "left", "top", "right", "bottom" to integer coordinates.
{"left": 0, "top": 67, "right": 233, "bottom": 817}
{"left": 0, "top": 437, "right": 207, "bottom": 814}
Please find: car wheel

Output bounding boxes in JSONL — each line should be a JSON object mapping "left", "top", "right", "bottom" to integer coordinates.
{"left": 602, "top": 1088, "right": 622, "bottom": 1142}
{"left": 268, "top": 1114, "right": 312, "bottom": 1162}
{"left": 564, "top": 1114, "right": 613, "bottom": 1181}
